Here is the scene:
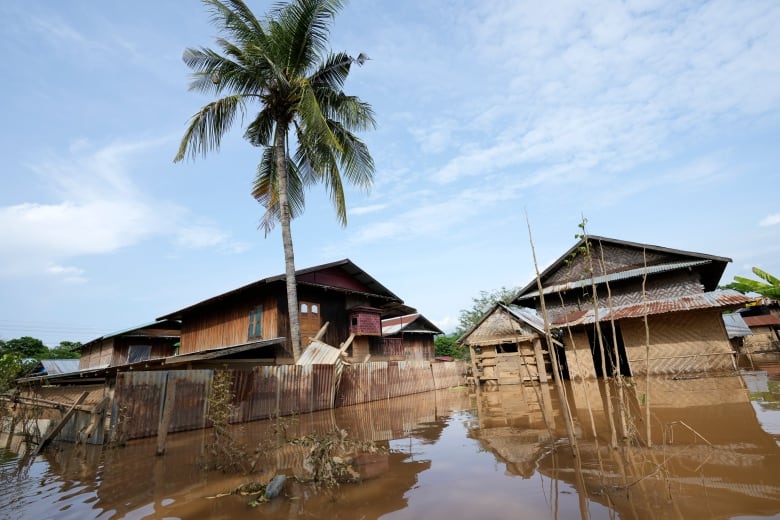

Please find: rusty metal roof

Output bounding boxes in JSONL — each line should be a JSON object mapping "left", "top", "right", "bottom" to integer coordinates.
{"left": 382, "top": 313, "right": 443, "bottom": 336}
{"left": 743, "top": 314, "right": 780, "bottom": 327}
{"left": 552, "top": 290, "right": 752, "bottom": 327}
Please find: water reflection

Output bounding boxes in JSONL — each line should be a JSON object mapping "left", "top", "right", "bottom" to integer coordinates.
{"left": 471, "top": 373, "right": 780, "bottom": 519}
{"left": 2, "top": 371, "right": 780, "bottom": 519}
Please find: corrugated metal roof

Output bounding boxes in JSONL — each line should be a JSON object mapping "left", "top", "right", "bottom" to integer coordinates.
{"left": 521, "top": 260, "right": 711, "bottom": 298}
{"left": 722, "top": 313, "right": 753, "bottom": 338}
{"left": 381, "top": 313, "right": 443, "bottom": 336}
{"left": 743, "top": 314, "right": 780, "bottom": 327}
{"left": 297, "top": 340, "right": 344, "bottom": 365}
{"left": 159, "top": 259, "right": 404, "bottom": 320}
{"left": 39, "top": 359, "right": 80, "bottom": 375}
{"left": 552, "top": 289, "right": 752, "bottom": 327}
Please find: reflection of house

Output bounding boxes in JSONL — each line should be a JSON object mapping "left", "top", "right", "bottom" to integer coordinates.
{"left": 459, "top": 303, "right": 553, "bottom": 385}
{"left": 158, "top": 259, "right": 414, "bottom": 363}
{"left": 380, "top": 313, "right": 442, "bottom": 361}
{"left": 78, "top": 320, "right": 181, "bottom": 370}
{"left": 513, "top": 236, "right": 752, "bottom": 378}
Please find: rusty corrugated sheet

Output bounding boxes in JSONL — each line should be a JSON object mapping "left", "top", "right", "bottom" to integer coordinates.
{"left": 743, "top": 314, "right": 780, "bottom": 327}
{"left": 311, "top": 364, "right": 337, "bottom": 412}
{"left": 555, "top": 290, "right": 752, "bottom": 327}
{"left": 431, "top": 362, "right": 466, "bottom": 389}
{"left": 168, "top": 370, "right": 210, "bottom": 432}
{"left": 277, "top": 365, "right": 301, "bottom": 416}
{"left": 370, "top": 362, "right": 388, "bottom": 400}
{"left": 250, "top": 366, "right": 279, "bottom": 420}
{"left": 115, "top": 371, "right": 167, "bottom": 440}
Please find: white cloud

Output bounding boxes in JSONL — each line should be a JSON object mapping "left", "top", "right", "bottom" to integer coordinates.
{"left": 46, "top": 264, "right": 86, "bottom": 284}
{"left": 0, "top": 138, "right": 245, "bottom": 279}
{"left": 760, "top": 214, "right": 780, "bottom": 227}
{"left": 350, "top": 203, "right": 388, "bottom": 216}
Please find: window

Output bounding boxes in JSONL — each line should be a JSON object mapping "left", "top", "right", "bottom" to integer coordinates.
{"left": 127, "top": 345, "right": 151, "bottom": 364}
{"left": 301, "top": 303, "right": 309, "bottom": 314}
{"left": 248, "top": 306, "right": 263, "bottom": 339}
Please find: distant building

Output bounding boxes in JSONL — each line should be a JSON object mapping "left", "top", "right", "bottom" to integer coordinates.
{"left": 381, "top": 313, "right": 442, "bottom": 361}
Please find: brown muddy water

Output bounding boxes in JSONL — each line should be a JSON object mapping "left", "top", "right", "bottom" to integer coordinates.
{"left": 2, "top": 366, "right": 780, "bottom": 519}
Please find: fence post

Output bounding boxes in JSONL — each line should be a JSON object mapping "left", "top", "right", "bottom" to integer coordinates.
{"left": 156, "top": 373, "right": 177, "bottom": 456}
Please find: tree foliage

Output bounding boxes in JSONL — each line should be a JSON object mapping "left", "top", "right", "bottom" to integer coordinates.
{"left": 434, "top": 334, "right": 467, "bottom": 359}
{"left": 455, "top": 286, "right": 519, "bottom": 337}
{"left": 722, "top": 267, "right": 780, "bottom": 299}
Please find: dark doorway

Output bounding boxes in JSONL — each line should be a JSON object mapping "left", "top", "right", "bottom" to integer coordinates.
{"left": 586, "top": 323, "right": 631, "bottom": 377}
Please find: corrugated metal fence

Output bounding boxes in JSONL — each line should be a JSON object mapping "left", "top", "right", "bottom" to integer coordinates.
{"left": 113, "top": 361, "right": 465, "bottom": 441}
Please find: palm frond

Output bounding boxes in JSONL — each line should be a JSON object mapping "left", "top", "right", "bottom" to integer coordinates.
{"left": 244, "top": 108, "right": 276, "bottom": 147}
{"left": 252, "top": 147, "right": 308, "bottom": 234}
{"left": 174, "top": 95, "right": 246, "bottom": 162}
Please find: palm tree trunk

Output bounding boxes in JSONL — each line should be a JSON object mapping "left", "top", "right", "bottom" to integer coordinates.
{"left": 274, "top": 125, "right": 302, "bottom": 362}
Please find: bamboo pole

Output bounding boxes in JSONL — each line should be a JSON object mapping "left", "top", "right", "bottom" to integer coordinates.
{"left": 642, "top": 248, "right": 652, "bottom": 447}
{"left": 526, "top": 211, "right": 578, "bottom": 455}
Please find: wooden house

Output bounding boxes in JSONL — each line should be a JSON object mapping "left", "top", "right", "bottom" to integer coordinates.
{"left": 158, "top": 259, "right": 414, "bottom": 363}
{"left": 512, "top": 236, "right": 752, "bottom": 379}
{"left": 78, "top": 320, "right": 181, "bottom": 370}
{"left": 459, "top": 303, "right": 552, "bottom": 385}
{"left": 740, "top": 306, "right": 780, "bottom": 353}
{"left": 380, "top": 313, "right": 442, "bottom": 361}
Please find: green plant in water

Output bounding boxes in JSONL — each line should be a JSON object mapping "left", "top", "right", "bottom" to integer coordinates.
{"left": 204, "top": 369, "right": 246, "bottom": 473}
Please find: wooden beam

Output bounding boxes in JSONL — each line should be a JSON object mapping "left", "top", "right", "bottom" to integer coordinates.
{"left": 533, "top": 338, "right": 548, "bottom": 384}
{"left": 33, "top": 391, "right": 89, "bottom": 456}
{"left": 156, "top": 375, "right": 178, "bottom": 456}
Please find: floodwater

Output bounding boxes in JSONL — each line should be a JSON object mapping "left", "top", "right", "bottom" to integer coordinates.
{"left": 2, "top": 364, "right": 780, "bottom": 519}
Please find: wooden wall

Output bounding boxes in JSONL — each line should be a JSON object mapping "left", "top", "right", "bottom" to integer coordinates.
{"left": 180, "top": 293, "right": 278, "bottom": 354}
{"left": 80, "top": 339, "right": 115, "bottom": 370}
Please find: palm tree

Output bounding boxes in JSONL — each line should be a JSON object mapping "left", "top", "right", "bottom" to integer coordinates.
{"left": 175, "top": 0, "right": 376, "bottom": 361}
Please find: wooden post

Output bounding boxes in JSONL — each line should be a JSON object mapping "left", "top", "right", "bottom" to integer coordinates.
{"left": 33, "top": 391, "right": 89, "bottom": 456}
{"left": 156, "top": 375, "right": 178, "bottom": 456}
{"left": 78, "top": 396, "right": 110, "bottom": 445}
{"left": 4, "top": 416, "right": 18, "bottom": 449}
{"left": 533, "top": 337, "right": 548, "bottom": 383}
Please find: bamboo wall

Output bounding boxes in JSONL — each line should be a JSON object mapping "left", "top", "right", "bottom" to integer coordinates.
{"left": 563, "top": 331, "right": 597, "bottom": 380}
{"left": 112, "top": 361, "right": 466, "bottom": 441}
{"left": 621, "top": 310, "right": 735, "bottom": 375}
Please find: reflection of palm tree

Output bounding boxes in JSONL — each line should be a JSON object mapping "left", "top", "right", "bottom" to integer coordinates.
{"left": 175, "top": 0, "right": 375, "bottom": 360}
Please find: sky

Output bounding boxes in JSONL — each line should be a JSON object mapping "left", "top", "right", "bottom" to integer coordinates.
{"left": 1, "top": 0, "right": 779, "bottom": 346}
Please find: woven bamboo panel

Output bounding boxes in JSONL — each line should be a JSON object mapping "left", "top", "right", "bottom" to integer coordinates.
{"left": 546, "top": 271, "right": 703, "bottom": 314}
{"left": 564, "top": 331, "right": 597, "bottom": 379}
{"left": 546, "top": 243, "right": 670, "bottom": 285}
{"left": 622, "top": 311, "right": 734, "bottom": 375}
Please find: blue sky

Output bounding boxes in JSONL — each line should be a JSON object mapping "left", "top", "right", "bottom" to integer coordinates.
{"left": 1, "top": 0, "right": 778, "bottom": 346}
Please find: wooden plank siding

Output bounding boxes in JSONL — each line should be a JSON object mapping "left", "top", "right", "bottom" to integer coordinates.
{"left": 180, "top": 293, "right": 279, "bottom": 355}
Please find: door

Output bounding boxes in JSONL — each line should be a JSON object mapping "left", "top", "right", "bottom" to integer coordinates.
{"left": 300, "top": 301, "right": 322, "bottom": 340}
